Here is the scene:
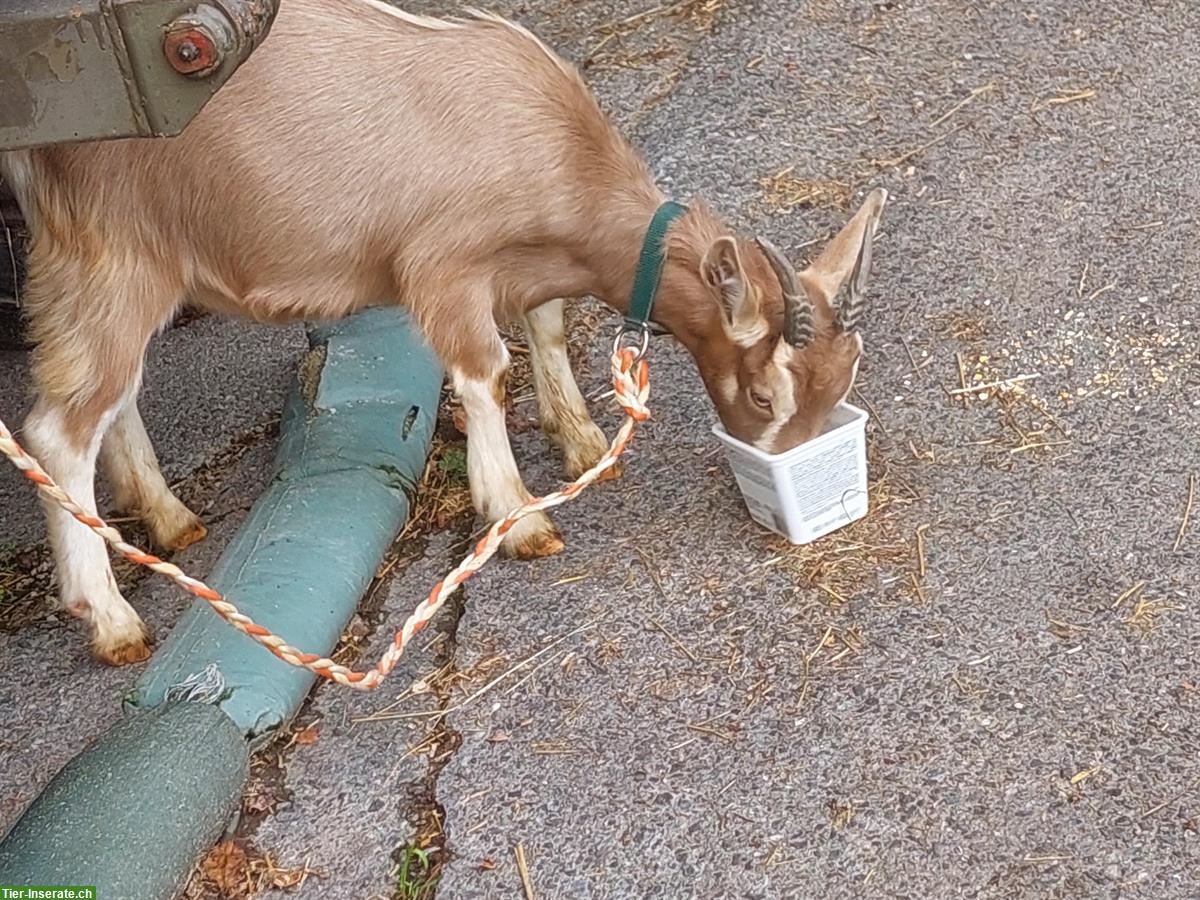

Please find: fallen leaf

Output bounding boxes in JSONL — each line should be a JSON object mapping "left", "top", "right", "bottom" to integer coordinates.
{"left": 200, "top": 841, "right": 249, "bottom": 899}
{"left": 294, "top": 722, "right": 321, "bottom": 746}
{"left": 242, "top": 788, "right": 277, "bottom": 817}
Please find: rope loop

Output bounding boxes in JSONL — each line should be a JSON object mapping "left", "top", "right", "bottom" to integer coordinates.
{"left": 0, "top": 338, "right": 653, "bottom": 692}
{"left": 611, "top": 348, "right": 651, "bottom": 422}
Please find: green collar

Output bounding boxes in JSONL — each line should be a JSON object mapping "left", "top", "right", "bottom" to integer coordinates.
{"left": 625, "top": 200, "right": 689, "bottom": 332}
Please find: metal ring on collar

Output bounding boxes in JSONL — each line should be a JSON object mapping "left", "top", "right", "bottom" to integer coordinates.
{"left": 612, "top": 322, "right": 651, "bottom": 362}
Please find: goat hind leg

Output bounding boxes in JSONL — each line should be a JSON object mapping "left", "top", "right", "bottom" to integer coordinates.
{"left": 23, "top": 257, "right": 173, "bottom": 665}
{"left": 26, "top": 392, "right": 152, "bottom": 665}
{"left": 101, "top": 396, "right": 206, "bottom": 552}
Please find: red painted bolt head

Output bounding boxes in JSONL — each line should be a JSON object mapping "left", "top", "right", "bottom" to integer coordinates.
{"left": 164, "top": 25, "right": 220, "bottom": 76}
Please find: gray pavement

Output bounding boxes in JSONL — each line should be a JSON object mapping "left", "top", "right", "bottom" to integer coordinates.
{"left": 4, "top": 0, "right": 1200, "bottom": 898}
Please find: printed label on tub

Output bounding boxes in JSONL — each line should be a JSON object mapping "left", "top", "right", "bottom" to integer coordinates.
{"left": 740, "top": 490, "right": 786, "bottom": 533}
{"left": 788, "top": 438, "right": 860, "bottom": 519}
{"left": 729, "top": 457, "right": 774, "bottom": 492}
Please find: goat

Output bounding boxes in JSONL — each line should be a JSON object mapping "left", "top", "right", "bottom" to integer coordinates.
{"left": 0, "top": 0, "right": 886, "bottom": 666}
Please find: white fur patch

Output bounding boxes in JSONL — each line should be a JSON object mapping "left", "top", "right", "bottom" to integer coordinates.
{"left": 26, "top": 392, "right": 145, "bottom": 647}
{"left": 729, "top": 317, "right": 769, "bottom": 348}
{"left": 753, "top": 338, "right": 800, "bottom": 451}
{"left": 101, "top": 396, "right": 195, "bottom": 535}
{"left": 454, "top": 371, "right": 529, "bottom": 520}
{"left": 771, "top": 336, "right": 795, "bottom": 369}
{"left": 525, "top": 300, "right": 607, "bottom": 470}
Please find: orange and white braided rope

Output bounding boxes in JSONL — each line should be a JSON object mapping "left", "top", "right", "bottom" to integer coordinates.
{"left": 0, "top": 347, "right": 650, "bottom": 691}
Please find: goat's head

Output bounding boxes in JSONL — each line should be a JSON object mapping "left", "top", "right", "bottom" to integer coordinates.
{"left": 679, "top": 189, "right": 887, "bottom": 454}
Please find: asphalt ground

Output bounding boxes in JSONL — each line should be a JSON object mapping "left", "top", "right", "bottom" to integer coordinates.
{"left": 3, "top": 1, "right": 1199, "bottom": 898}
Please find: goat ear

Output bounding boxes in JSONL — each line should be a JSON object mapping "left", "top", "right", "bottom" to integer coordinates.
{"left": 799, "top": 188, "right": 887, "bottom": 333}
{"left": 701, "top": 236, "right": 763, "bottom": 338}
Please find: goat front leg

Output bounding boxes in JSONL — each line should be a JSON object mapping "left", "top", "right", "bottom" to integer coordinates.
{"left": 524, "top": 299, "right": 617, "bottom": 481}
{"left": 100, "top": 395, "right": 207, "bottom": 552}
{"left": 452, "top": 356, "right": 564, "bottom": 560}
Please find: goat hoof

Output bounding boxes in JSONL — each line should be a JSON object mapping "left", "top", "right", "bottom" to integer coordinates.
{"left": 151, "top": 511, "right": 208, "bottom": 552}
{"left": 592, "top": 459, "right": 624, "bottom": 483}
{"left": 167, "top": 520, "right": 208, "bottom": 552}
{"left": 92, "top": 624, "right": 153, "bottom": 667}
{"left": 502, "top": 513, "right": 565, "bottom": 559}
{"left": 563, "top": 430, "right": 617, "bottom": 481}
{"left": 565, "top": 455, "right": 622, "bottom": 481}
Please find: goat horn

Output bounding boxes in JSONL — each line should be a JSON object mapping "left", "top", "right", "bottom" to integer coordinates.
{"left": 756, "top": 237, "right": 814, "bottom": 349}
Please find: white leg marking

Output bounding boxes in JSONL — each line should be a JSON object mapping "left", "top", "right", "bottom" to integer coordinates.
{"left": 454, "top": 361, "right": 564, "bottom": 558}
{"left": 26, "top": 397, "right": 148, "bottom": 656}
{"left": 456, "top": 372, "right": 528, "bottom": 522}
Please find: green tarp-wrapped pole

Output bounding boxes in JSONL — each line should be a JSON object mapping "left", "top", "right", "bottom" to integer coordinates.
{"left": 0, "top": 308, "right": 443, "bottom": 898}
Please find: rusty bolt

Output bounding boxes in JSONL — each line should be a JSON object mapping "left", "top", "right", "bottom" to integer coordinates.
{"left": 164, "top": 25, "right": 220, "bottom": 77}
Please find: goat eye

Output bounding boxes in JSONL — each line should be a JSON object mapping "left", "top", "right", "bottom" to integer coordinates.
{"left": 749, "top": 389, "right": 773, "bottom": 412}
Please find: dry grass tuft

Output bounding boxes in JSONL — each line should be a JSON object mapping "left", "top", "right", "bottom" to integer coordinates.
{"left": 942, "top": 341, "right": 1072, "bottom": 459}
{"left": 760, "top": 168, "right": 854, "bottom": 213}
{"left": 1123, "top": 595, "right": 1181, "bottom": 636}
{"left": 681, "top": 0, "right": 728, "bottom": 29}
{"left": 1172, "top": 473, "right": 1195, "bottom": 552}
{"left": 1110, "top": 581, "right": 1181, "bottom": 636}
{"left": 400, "top": 436, "right": 474, "bottom": 540}
{"left": 775, "top": 446, "right": 923, "bottom": 603}
{"left": 587, "top": 0, "right": 728, "bottom": 48}
{"left": 928, "top": 310, "right": 988, "bottom": 343}
{"left": 586, "top": 40, "right": 677, "bottom": 71}
{"left": 1030, "top": 87, "right": 1097, "bottom": 113}
{"left": 184, "top": 840, "right": 324, "bottom": 899}
{"left": 0, "top": 551, "right": 53, "bottom": 632}
{"left": 580, "top": 0, "right": 731, "bottom": 110}
{"left": 828, "top": 798, "right": 855, "bottom": 830}
{"left": 244, "top": 853, "right": 324, "bottom": 893}
{"left": 499, "top": 325, "right": 534, "bottom": 404}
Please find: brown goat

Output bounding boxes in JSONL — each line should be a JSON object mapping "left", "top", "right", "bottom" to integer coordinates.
{"left": 0, "top": 0, "right": 886, "bottom": 666}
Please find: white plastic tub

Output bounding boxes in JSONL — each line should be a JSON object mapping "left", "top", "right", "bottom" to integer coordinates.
{"left": 712, "top": 403, "right": 869, "bottom": 544}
